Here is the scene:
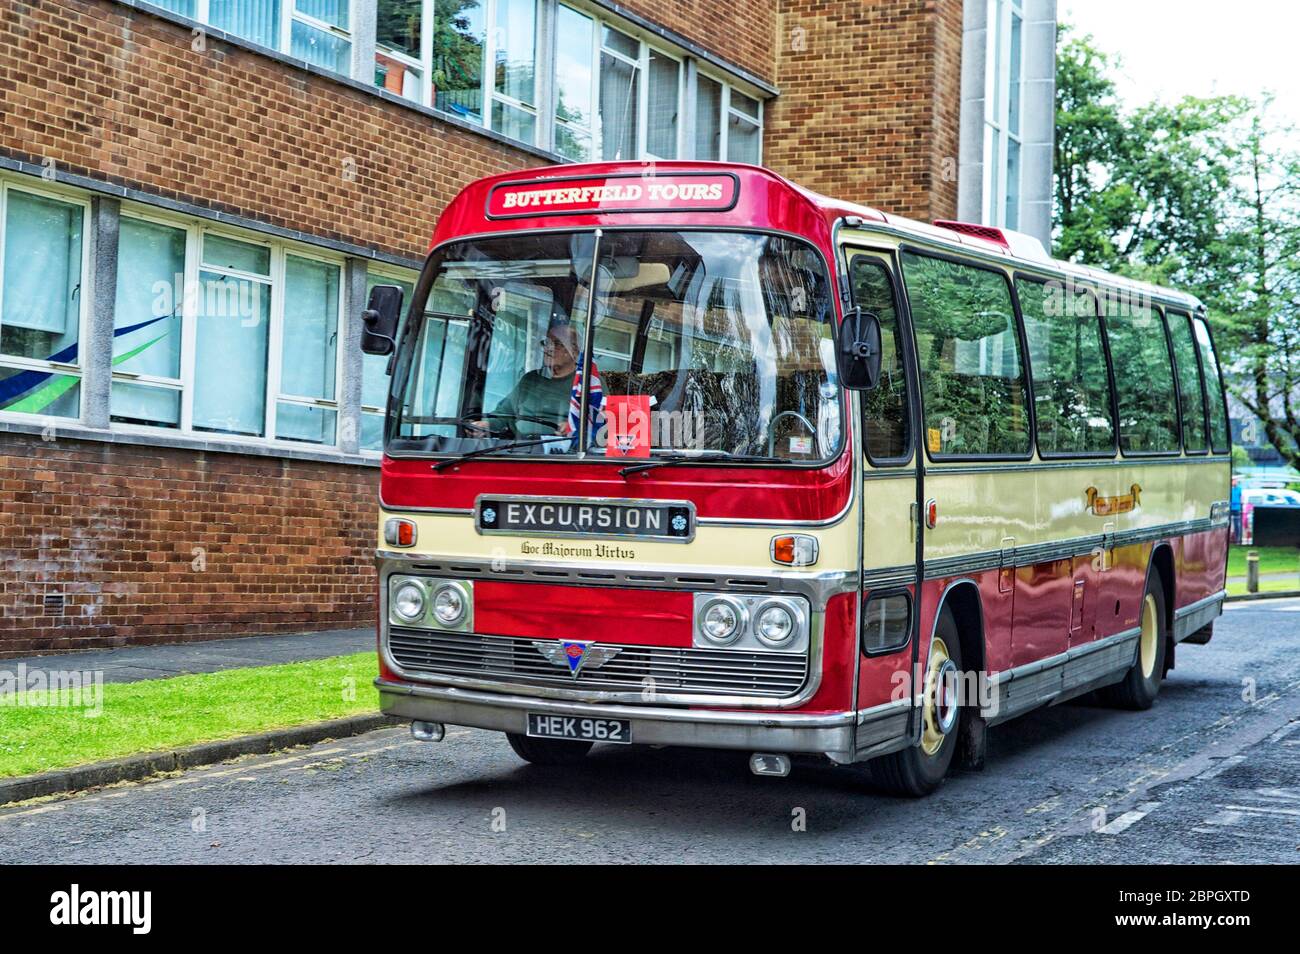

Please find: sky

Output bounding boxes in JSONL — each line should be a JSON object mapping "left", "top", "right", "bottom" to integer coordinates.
{"left": 1059, "top": 0, "right": 1300, "bottom": 129}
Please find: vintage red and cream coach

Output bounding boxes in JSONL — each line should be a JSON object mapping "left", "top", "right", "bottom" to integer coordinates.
{"left": 360, "top": 161, "right": 1231, "bottom": 795}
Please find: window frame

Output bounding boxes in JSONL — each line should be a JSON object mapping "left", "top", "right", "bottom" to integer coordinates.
{"left": 1164, "top": 306, "right": 1210, "bottom": 457}
{"left": 0, "top": 178, "right": 92, "bottom": 424}
{"left": 860, "top": 586, "right": 913, "bottom": 657}
{"left": 845, "top": 247, "right": 915, "bottom": 468}
{"left": 360, "top": 262, "right": 420, "bottom": 456}
{"left": 1096, "top": 294, "right": 1184, "bottom": 459}
{"left": 1192, "top": 313, "right": 1233, "bottom": 455}
{"left": 696, "top": 65, "right": 764, "bottom": 165}
{"left": 898, "top": 244, "right": 1036, "bottom": 464}
{"left": 982, "top": 0, "right": 1025, "bottom": 230}
{"left": 106, "top": 205, "right": 348, "bottom": 451}
{"left": 1012, "top": 270, "right": 1118, "bottom": 460}
{"left": 195, "top": 0, "right": 355, "bottom": 72}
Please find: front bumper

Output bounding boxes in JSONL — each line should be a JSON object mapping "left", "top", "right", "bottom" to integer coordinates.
{"left": 377, "top": 678, "right": 872, "bottom": 756}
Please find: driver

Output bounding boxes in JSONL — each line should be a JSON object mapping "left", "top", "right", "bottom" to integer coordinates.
{"left": 473, "top": 319, "right": 578, "bottom": 437}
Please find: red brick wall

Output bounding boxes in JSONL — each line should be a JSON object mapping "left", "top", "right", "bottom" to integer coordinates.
{"left": 0, "top": 0, "right": 546, "bottom": 261}
{"left": 617, "top": 0, "right": 778, "bottom": 85}
{"left": 764, "top": 0, "right": 960, "bottom": 222}
{"left": 0, "top": 433, "right": 378, "bottom": 657}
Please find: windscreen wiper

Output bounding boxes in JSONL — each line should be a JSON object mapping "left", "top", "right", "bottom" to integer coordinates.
{"left": 432, "top": 435, "right": 570, "bottom": 472}
{"left": 619, "top": 452, "right": 783, "bottom": 478}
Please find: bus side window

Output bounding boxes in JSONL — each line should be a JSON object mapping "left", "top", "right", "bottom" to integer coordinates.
{"left": 1101, "top": 299, "right": 1180, "bottom": 454}
{"left": 1017, "top": 278, "right": 1114, "bottom": 455}
{"left": 848, "top": 256, "right": 911, "bottom": 463}
{"left": 900, "top": 251, "right": 1031, "bottom": 458}
{"left": 1192, "top": 316, "right": 1231, "bottom": 453}
{"left": 1165, "top": 309, "right": 1208, "bottom": 453}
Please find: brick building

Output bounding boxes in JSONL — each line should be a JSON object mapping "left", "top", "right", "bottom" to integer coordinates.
{"left": 0, "top": 0, "right": 1056, "bottom": 654}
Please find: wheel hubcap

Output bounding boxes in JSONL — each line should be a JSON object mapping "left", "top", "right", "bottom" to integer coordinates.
{"left": 921, "top": 637, "right": 959, "bottom": 756}
{"left": 1139, "top": 593, "right": 1159, "bottom": 679}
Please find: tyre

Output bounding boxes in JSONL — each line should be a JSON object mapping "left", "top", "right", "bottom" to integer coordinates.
{"left": 868, "top": 608, "right": 964, "bottom": 797}
{"left": 1099, "top": 574, "right": 1167, "bottom": 710}
{"left": 505, "top": 732, "right": 594, "bottom": 765}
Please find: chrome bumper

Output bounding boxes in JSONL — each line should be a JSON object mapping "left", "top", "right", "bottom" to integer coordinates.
{"left": 376, "top": 677, "right": 899, "bottom": 757}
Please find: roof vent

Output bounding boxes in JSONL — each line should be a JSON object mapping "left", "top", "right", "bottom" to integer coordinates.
{"left": 932, "top": 220, "right": 1010, "bottom": 247}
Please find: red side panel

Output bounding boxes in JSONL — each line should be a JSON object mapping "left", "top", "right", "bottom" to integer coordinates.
{"left": 473, "top": 581, "right": 694, "bottom": 647}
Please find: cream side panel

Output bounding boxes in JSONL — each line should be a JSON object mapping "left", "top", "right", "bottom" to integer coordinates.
{"left": 922, "top": 459, "right": 1229, "bottom": 559}
{"left": 377, "top": 510, "right": 859, "bottom": 573}
{"left": 862, "top": 475, "right": 917, "bottom": 569}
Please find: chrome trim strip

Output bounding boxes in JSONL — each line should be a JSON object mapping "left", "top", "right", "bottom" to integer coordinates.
{"left": 1174, "top": 589, "right": 1227, "bottom": 620}
{"left": 376, "top": 678, "right": 860, "bottom": 755}
{"left": 922, "top": 517, "right": 1227, "bottom": 580}
{"left": 374, "top": 550, "right": 857, "bottom": 603}
{"left": 862, "top": 564, "right": 917, "bottom": 589}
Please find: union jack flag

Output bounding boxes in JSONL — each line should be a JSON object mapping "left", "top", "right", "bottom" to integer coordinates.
{"left": 561, "top": 354, "right": 605, "bottom": 449}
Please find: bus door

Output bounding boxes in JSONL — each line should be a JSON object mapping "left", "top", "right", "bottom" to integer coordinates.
{"left": 843, "top": 247, "right": 922, "bottom": 719}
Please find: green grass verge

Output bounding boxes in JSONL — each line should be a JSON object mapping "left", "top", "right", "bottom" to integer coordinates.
{"left": 1225, "top": 578, "right": 1300, "bottom": 597}
{"left": 1227, "top": 544, "right": 1300, "bottom": 578}
{"left": 0, "top": 652, "right": 378, "bottom": 779}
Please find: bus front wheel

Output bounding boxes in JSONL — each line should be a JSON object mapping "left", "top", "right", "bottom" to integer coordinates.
{"left": 505, "top": 732, "right": 594, "bottom": 765}
{"left": 867, "top": 608, "right": 964, "bottom": 797}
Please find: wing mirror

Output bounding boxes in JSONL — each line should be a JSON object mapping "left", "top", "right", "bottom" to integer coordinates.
{"left": 837, "top": 305, "right": 882, "bottom": 391}
{"left": 360, "top": 284, "right": 404, "bottom": 355}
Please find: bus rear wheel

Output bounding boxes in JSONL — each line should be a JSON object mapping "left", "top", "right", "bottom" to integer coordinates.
{"left": 1100, "top": 575, "right": 1167, "bottom": 710}
{"left": 505, "top": 732, "right": 594, "bottom": 765}
{"left": 868, "top": 609, "right": 963, "bottom": 797}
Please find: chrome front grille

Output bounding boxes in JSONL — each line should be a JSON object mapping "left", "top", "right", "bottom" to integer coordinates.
{"left": 387, "top": 628, "right": 808, "bottom": 699}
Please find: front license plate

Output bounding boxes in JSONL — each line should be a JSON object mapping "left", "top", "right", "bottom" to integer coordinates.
{"left": 526, "top": 713, "right": 631, "bottom": 744}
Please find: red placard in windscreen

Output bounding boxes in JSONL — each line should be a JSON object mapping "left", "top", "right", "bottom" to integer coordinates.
{"left": 486, "top": 173, "right": 739, "bottom": 218}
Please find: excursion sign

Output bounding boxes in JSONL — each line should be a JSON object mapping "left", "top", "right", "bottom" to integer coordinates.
{"left": 486, "top": 173, "right": 739, "bottom": 218}
{"left": 476, "top": 496, "right": 695, "bottom": 543}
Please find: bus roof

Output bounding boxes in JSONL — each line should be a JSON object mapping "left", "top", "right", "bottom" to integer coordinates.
{"left": 430, "top": 160, "right": 1204, "bottom": 313}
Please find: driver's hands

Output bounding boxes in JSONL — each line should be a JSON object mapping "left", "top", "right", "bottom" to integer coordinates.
{"left": 464, "top": 419, "right": 491, "bottom": 437}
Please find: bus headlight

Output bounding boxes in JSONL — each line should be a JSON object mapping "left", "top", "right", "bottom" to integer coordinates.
{"left": 392, "top": 581, "right": 426, "bottom": 622}
{"left": 693, "top": 593, "right": 810, "bottom": 652}
{"left": 698, "top": 597, "right": 747, "bottom": 645}
{"left": 755, "top": 602, "right": 797, "bottom": 646}
{"left": 432, "top": 582, "right": 468, "bottom": 626}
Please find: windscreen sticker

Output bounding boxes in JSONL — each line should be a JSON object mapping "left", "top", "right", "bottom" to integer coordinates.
{"left": 603, "top": 395, "right": 652, "bottom": 458}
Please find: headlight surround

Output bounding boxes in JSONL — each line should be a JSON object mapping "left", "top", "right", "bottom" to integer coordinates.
{"left": 698, "top": 596, "right": 748, "bottom": 646}
{"left": 432, "top": 582, "right": 467, "bottom": 626}
{"left": 754, "top": 601, "right": 797, "bottom": 647}
{"left": 392, "top": 581, "right": 426, "bottom": 622}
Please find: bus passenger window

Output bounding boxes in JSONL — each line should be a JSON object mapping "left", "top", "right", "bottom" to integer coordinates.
{"left": 1165, "top": 310, "right": 1208, "bottom": 453}
{"left": 1192, "top": 316, "right": 1231, "bottom": 453}
{"left": 1102, "top": 300, "right": 1180, "bottom": 454}
{"left": 849, "top": 256, "right": 910, "bottom": 462}
{"left": 900, "top": 252, "right": 1030, "bottom": 458}
{"left": 1017, "top": 279, "right": 1114, "bottom": 455}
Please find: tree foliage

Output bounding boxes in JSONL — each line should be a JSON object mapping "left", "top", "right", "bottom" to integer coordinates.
{"left": 1054, "top": 26, "right": 1300, "bottom": 467}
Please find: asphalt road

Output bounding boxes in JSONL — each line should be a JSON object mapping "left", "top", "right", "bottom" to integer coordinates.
{"left": 2, "top": 599, "right": 1298, "bottom": 864}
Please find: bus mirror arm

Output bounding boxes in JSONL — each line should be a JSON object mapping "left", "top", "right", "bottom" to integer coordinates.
{"left": 361, "top": 284, "right": 405, "bottom": 356}
{"left": 837, "top": 306, "right": 882, "bottom": 391}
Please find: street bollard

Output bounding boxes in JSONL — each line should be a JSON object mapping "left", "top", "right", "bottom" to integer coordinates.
{"left": 1247, "top": 550, "right": 1259, "bottom": 594}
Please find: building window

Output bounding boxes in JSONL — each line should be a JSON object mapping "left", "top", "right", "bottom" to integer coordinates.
{"left": 0, "top": 184, "right": 87, "bottom": 419}
{"left": 694, "top": 72, "right": 761, "bottom": 163}
{"left": 106, "top": 209, "right": 348, "bottom": 448}
{"left": 198, "top": 1, "right": 355, "bottom": 74}
{"left": 375, "top": 0, "right": 425, "bottom": 100}
{"left": 111, "top": 216, "right": 188, "bottom": 429}
{"left": 277, "top": 254, "right": 341, "bottom": 444}
{"left": 362, "top": 268, "right": 418, "bottom": 452}
{"left": 982, "top": 0, "right": 1024, "bottom": 229}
